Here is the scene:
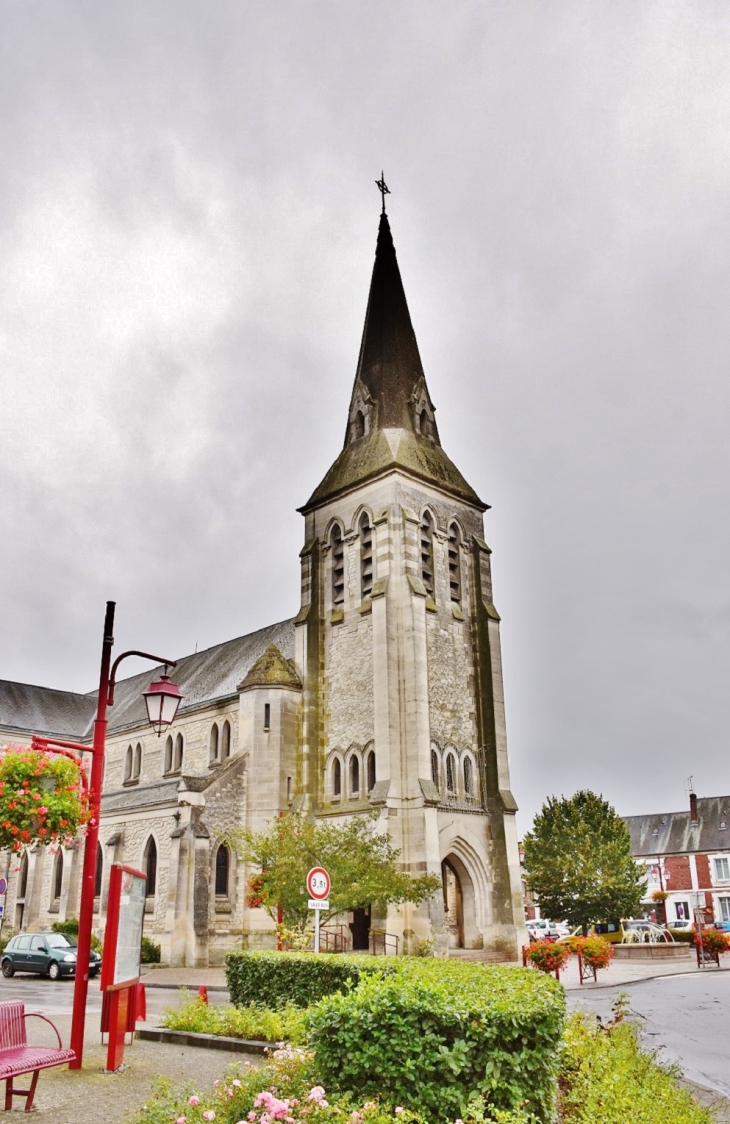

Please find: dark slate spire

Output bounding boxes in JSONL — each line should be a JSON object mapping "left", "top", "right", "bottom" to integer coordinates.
{"left": 300, "top": 210, "right": 486, "bottom": 513}
{"left": 348, "top": 212, "right": 439, "bottom": 441}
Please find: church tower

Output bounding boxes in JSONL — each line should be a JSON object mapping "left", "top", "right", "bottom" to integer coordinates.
{"left": 295, "top": 204, "right": 526, "bottom": 957}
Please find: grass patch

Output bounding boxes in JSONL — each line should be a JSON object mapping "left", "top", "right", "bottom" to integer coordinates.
{"left": 162, "top": 991, "right": 308, "bottom": 1044}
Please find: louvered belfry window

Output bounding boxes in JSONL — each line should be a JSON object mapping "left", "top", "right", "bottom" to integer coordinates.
{"left": 420, "top": 511, "right": 435, "bottom": 597}
{"left": 331, "top": 524, "right": 345, "bottom": 606}
{"left": 448, "top": 524, "right": 461, "bottom": 602}
{"left": 360, "top": 513, "right": 373, "bottom": 599}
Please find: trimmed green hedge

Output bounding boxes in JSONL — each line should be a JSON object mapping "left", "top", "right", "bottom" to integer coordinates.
{"left": 667, "top": 928, "right": 695, "bottom": 944}
{"left": 307, "top": 960, "right": 565, "bottom": 1124}
{"left": 225, "top": 950, "right": 396, "bottom": 1008}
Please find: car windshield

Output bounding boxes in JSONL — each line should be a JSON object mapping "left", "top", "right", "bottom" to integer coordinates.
{"left": 45, "top": 934, "right": 77, "bottom": 949}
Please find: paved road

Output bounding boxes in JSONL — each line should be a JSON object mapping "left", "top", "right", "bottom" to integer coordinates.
{"left": 568, "top": 969, "right": 730, "bottom": 1097}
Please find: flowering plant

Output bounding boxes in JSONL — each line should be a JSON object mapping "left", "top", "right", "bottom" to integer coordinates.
{"left": 572, "top": 936, "right": 613, "bottom": 970}
{"left": 694, "top": 928, "right": 729, "bottom": 954}
{"left": 0, "top": 747, "right": 90, "bottom": 852}
{"left": 246, "top": 874, "right": 266, "bottom": 909}
{"left": 524, "top": 939, "right": 569, "bottom": 974}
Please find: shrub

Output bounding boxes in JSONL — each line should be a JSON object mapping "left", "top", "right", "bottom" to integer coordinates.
{"left": 51, "top": 918, "right": 102, "bottom": 954}
{"left": 668, "top": 928, "right": 695, "bottom": 944}
{"left": 307, "top": 961, "right": 565, "bottom": 1124}
{"left": 225, "top": 950, "right": 394, "bottom": 1008}
{"left": 560, "top": 1011, "right": 712, "bottom": 1124}
{"left": 524, "top": 940, "right": 570, "bottom": 974}
{"left": 131, "top": 1046, "right": 426, "bottom": 1124}
{"left": 162, "top": 992, "right": 308, "bottom": 1044}
{"left": 141, "top": 936, "right": 161, "bottom": 963}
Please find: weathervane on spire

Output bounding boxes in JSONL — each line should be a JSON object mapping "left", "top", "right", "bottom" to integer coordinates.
{"left": 375, "top": 171, "right": 390, "bottom": 214}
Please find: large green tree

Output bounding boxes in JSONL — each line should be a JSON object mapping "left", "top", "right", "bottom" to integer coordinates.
{"left": 522, "top": 790, "right": 644, "bottom": 934}
{"left": 240, "top": 812, "right": 441, "bottom": 932}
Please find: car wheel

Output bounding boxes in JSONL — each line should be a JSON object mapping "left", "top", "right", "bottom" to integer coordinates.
{"left": 47, "top": 961, "right": 61, "bottom": 981}
{"left": 1, "top": 960, "right": 14, "bottom": 978}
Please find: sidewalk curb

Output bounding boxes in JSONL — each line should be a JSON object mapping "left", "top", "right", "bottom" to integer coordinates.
{"left": 563, "top": 964, "right": 730, "bottom": 992}
{"left": 140, "top": 981, "right": 230, "bottom": 993}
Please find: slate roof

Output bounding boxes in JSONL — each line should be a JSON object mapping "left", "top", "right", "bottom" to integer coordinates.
{"left": 0, "top": 617, "right": 296, "bottom": 741}
{"left": 0, "top": 680, "right": 96, "bottom": 740}
{"left": 624, "top": 796, "right": 730, "bottom": 857}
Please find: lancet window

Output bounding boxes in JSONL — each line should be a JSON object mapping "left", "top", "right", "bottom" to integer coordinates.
{"left": 331, "top": 524, "right": 345, "bottom": 606}
{"left": 360, "top": 513, "right": 373, "bottom": 599}
{"left": 420, "top": 511, "right": 435, "bottom": 597}
{"left": 448, "top": 523, "right": 461, "bottom": 602}
{"left": 221, "top": 720, "right": 231, "bottom": 759}
{"left": 366, "top": 750, "right": 376, "bottom": 793}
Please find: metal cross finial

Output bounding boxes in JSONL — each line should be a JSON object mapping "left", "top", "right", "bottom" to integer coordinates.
{"left": 375, "top": 171, "right": 390, "bottom": 213}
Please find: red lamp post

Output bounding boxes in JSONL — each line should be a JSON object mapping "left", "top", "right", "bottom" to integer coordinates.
{"left": 33, "top": 601, "right": 182, "bottom": 1069}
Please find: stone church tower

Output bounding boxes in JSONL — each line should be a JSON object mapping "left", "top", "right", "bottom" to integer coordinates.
{"left": 292, "top": 210, "right": 526, "bottom": 957}
{"left": 0, "top": 205, "right": 526, "bottom": 963}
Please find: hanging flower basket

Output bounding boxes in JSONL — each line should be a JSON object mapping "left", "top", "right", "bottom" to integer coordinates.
{"left": 0, "top": 747, "right": 91, "bottom": 852}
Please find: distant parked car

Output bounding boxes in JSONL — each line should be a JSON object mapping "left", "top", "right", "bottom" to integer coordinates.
{"left": 712, "top": 920, "right": 730, "bottom": 932}
{"left": 669, "top": 919, "right": 694, "bottom": 931}
{"left": 1, "top": 933, "right": 101, "bottom": 980}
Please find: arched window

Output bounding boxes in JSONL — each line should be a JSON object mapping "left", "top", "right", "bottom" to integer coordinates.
{"left": 366, "top": 750, "right": 376, "bottom": 793}
{"left": 164, "top": 735, "right": 173, "bottom": 774}
{"left": 18, "top": 852, "right": 28, "bottom": 899}
{"left": 52, "top": 849, "right": 63, "bottom": 902}
{"left": 331, "top": 524, "right": 345, "bottom": 606}
{"left": 350, "top": 755, "right": 360, "bottom": 796}
{"left": 448, "top": 524, "right": 461, "bottom": 603}
{"left": 221, "top": 720, "right": 231, "bottom": 760}
{"left": 360, "top": 513, "right": 373, "bottom": 599}
{"left": 173, "top": 733, "right": 184, "bottom": 773}
{"left": 144, "top": 837, "right": 157, "bottom": 898}
{"left": 354, "top": 410, "right": 365, "bottom": 439}
{"left": 215, "top": 845, "right": 230, "bottom": 897}
{"left": 133, "top": 743, "right": 142, "bottom": 779}
{"left": 420, "top": 511, "right": 435, "bottom": 598}
{"left": 94, "top": 843, "right": 103, "bottom": 897}
{"left": 446, "top": 753, "right": 456, "bottom": 794}
{"left": 209, "top": 724, "right": 219, "bottom": 764}
{"left": 124, "top": 745, "right": 134, "bottom": 782}
{"left": 463, "top": 756, "right": 473, "bottom": 796}
{"left": 333, "top": 758, "right": 342, "bottom": 797}
{"left": 431, "top": 749, "right": 440, "bottom": 788}
{"left": 420, "top": 408, "right": 431, "bottom": 438}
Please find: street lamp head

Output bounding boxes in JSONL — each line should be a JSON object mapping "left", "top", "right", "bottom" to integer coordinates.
{"left": 143, "top": 671, "right": 183, "bottom": 736}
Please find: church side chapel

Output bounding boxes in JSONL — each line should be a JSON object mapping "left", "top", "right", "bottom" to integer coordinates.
{"left": 0, "top": 189, "right": 527, "bottom": 965}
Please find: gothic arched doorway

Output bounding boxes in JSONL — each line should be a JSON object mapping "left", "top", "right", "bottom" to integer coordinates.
{"left": 442, "top": 859, "right": 464, "bottom": 948}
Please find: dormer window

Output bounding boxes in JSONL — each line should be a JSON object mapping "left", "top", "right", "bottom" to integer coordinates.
{"left": 420, "top": 511, "right": 435, "bottom": 598}
{"left": 331, "top": 524, "right": 345, "bottom": 606}
{"left": 360, "top": 513, "right": 373, "bottom": 599}
{"left": 353, "top": 410, "right": 365, "bottom": 440}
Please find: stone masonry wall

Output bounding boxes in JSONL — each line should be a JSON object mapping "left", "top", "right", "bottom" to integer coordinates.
{"left": 325, "top": 614, "right": 374, "bottom": 753}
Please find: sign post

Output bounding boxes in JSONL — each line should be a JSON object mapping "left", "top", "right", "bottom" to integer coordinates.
{"left": 306, "top": 867, "right": 331, "bottom": 953}
{"left": 101, "top": 863, "right": 147, "bottom": 1071}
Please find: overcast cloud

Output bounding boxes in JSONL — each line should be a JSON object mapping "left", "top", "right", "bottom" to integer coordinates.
{"left": 1, "top": 1, "right": 729, "bottom": 832}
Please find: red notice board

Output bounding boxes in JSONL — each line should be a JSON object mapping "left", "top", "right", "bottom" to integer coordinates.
{"left": 101, "top": 864, "right": 147, "bottom": 991}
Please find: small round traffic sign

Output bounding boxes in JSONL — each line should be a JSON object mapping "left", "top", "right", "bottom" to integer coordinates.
{"left": 306, "top": 867, "right": 330, "bottom": 900}
{"left": 0, "top": 878, "right": 6, "bottom": 896}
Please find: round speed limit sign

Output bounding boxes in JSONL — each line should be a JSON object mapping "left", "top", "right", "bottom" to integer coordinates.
{"left": 306, "top": 867, "right": 331, "bottom": 901}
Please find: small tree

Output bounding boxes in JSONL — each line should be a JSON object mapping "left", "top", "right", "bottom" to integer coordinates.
{"left": 240, "top": 812, "right": 441, "bottom": 933}
{"left": 522, "top": 790, "right": 644, "bottom": 935}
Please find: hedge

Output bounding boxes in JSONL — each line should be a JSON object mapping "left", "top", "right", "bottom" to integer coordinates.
{"left": 225, "top": 950, "right": 396, "bottom": 1008}
{"left": 307, "top": 960, "right": 565, "bottom": 1124}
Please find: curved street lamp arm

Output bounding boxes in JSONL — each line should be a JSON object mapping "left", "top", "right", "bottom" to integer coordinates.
{"left": 108, "top": 650, "right": 178, "bottom": 706}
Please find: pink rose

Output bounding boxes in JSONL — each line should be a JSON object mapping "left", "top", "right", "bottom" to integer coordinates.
{"left": 203, "top": 1113, "right": 216, "bottom": 1122}
{"left": 189, "top": 1096, "right": 200, "bottom": 1106}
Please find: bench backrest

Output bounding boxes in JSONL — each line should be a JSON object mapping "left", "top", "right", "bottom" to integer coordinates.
{"left": 0, "top": 1003, "right": 27, "bottom": 1050}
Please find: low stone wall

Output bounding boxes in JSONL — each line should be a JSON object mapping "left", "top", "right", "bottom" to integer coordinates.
{"left": 612, "top": 944, "right": 692, "bottom": 959}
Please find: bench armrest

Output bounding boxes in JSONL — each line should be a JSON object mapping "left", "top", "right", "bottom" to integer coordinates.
{"left": 23, "top": 1012, "right": 63, "bottom": 1050}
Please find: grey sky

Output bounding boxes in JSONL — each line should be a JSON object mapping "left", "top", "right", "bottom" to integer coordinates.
{"left": 1, "top": 2, "right": 729, "bottom": 832}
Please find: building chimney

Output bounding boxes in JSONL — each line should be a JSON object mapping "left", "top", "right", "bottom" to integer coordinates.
{"left": 689, "top": 791, "right": 698, "bottom": 824}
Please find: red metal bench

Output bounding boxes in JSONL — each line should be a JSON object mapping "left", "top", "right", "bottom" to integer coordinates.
{"left": 0, "top": 1001, "right": 75, "bottom": 1112}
